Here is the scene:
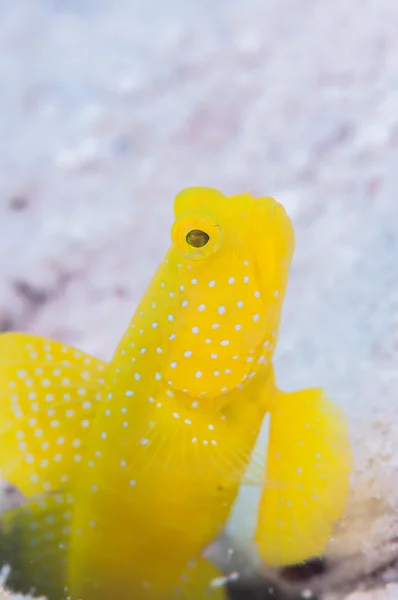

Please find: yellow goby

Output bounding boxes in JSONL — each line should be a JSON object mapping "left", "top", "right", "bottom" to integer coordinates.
{"left": 0, "top": 187, "right": 351, "bottom": 600}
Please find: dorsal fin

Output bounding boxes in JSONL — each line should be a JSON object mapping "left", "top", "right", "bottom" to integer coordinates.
{"left": 0, "top": 332, "right": 106, "bottom": 497}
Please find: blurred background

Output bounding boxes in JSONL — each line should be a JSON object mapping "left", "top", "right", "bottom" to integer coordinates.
{"left": 1, "top": 0, "right": 398, "bottom": 598}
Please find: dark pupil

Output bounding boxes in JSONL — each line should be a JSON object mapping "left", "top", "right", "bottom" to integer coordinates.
{"left": 186, "top": 229, "right": 210, "bottom": 248}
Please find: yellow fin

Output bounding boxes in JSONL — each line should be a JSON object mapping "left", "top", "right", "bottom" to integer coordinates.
{"left": 255, "top": 388, "right": 351, "bottom": 566}
{"left": 0, "top": 490, "right": 71, "bottom": 600}
{"left": 0, "top": 333, "right": 106, "bottom": 496}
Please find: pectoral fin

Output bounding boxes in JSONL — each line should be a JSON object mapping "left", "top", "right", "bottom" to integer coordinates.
{"left": 255, "top": 387, "right": 351, "bottom": 566}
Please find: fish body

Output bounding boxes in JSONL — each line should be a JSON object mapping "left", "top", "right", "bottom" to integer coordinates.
{"left": 0, "top": 188, "right": 351, "bottom": 599}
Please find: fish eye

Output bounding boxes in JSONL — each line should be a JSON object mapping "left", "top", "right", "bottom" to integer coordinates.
{"left": 171, "top": 210, "right": 222, "bottom": 259}
{"left": 186, "top": 229, "right": 210, "bottom": 248}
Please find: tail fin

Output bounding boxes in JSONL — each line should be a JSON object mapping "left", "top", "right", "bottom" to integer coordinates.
{"left": 255, "top": 387, "right": 351, "bottom": 566}
{"left": 0, "top": 333, "right": 106, "bottom": 497}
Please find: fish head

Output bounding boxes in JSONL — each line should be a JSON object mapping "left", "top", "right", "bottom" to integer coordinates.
{"left": 156, "top": 186, "right": 295, "bottom": 399}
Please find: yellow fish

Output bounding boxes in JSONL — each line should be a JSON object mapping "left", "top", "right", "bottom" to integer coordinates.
{"left": 0, "top": 187, "right": 351, "bottom": 600}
